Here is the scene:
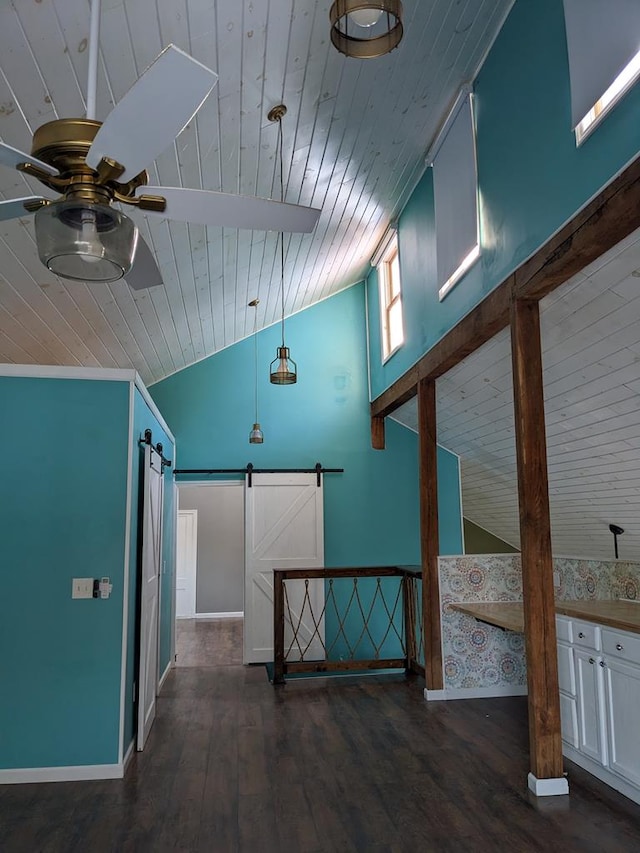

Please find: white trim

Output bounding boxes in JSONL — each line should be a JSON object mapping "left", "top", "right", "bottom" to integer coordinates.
{"left": 527, "top": 772, "right": 569, "bottom": 797}
{"left": 123, "top": 738, "right": 136, "bottom": 774}
{"left": 0, "top": 364, "right": 136, "bottom": 382}
{"left": 457, "top": 455, "right": 465, "bottom": 554}
{"left": 118, "top": 381, "right": 136, "bottom": 766}
{"left": 424, "top": 685, "right": 528, "bottom": 701}
{"left": 0, "top": 763, "right": 125, "bottom": 784}
{"left": 425, "top": 84, "right": 473, "bottom": 166}
{"left": 134, "top": 374, "right": 175, "bottom": 444}
{"left": 370, "top": 224, "right": 398, "bottom": 267}
{"left": 195, "top": 611, "right": 244, "bottom": 619}
{"left": 172, "top": 481, "right": 178, "bottom": 664}
{"left": 158, "top": 659, "right": 172, "bottom": 690}
{"left": 563, "top": 743, "right": 640, "bottom": 806}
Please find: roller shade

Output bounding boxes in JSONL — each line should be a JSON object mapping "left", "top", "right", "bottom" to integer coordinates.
{"left": 432, "top": 95, "right": 478, "bottom": 295}
{"left": 563, "top": 0, "right": 640, "bottom": 129}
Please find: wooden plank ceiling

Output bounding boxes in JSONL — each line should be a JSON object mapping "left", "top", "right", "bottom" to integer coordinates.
{"left": 0, "top": 0, "right": 512, "bottom": 384}
{"left": 393, "top": 227, "right": 640, "bottom": 561}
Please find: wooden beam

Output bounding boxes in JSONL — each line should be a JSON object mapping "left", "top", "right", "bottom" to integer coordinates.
{"left": 371, "top": 415, "right": 386, "bottom": 450}
{"left": 515, "top": 154, "right": 640, "bottom": 301}
{"left": 417, "top": 378, "right": 443, "bottom": 690}
{"left": 371, "top": 153, "right": 640, "bottom": 420}
{"left": 510, "top": 298, "right": 563, "bottom": 781}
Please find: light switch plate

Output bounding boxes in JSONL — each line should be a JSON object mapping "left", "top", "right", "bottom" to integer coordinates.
{"left": 72, "top": 577, "right": 94, "bottom": 599}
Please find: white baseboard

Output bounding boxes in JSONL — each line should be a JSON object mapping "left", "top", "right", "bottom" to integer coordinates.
{"left": 195, "top": 611, "right": 243, "bottom": 619}
{"left": 158, "top": 659, "right": 172, "bottom": 690}
{"left": 0, "top": 762, "right": 124, "bottom": 784}
{"left": 424, "top": 685, "right": 528, "bottom": 701}
{"left": 528, "top": 772, "right": 569, "bottom": 797}
{"left": 563, "top": 744, "right": 640, "bottom": 806}
{"left": 122, "top": 739, "right": 135, "bottom": 774}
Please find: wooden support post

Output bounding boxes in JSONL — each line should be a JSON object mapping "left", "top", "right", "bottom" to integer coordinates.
{"left": 510, "top": 298, "right": 564, "bottom": 789}
{"left": 371, "top": 415, "right": 385, "bottom": 450}
{"left": 418, "top": 378, "right": 443, "bottom": 690}
{"left": 273, "top": 570, "right": 285, "bottom": 685}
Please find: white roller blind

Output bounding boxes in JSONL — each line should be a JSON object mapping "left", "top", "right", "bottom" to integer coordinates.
{"left": 563, "top": 0, "right": 640, "bottom": 129}
{"left": 433, "top": 95, "right": 478, "bottom": 294}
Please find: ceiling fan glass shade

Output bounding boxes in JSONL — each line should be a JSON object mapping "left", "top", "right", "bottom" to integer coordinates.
{"left": 269, "top": 346, "right": 297, "bottom": 385}
{"left": 330, "top": 0, "right": 403, "bottom": 58}
{"left": 35, "top": 201, "right": 138, "bottom": 282}
{"left": 249, "top": 423, "right": 264, "bottom": 444}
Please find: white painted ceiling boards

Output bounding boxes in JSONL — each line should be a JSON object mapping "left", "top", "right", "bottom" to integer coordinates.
{"left": 0, "top": 0, "right": 512, "bottom": 384}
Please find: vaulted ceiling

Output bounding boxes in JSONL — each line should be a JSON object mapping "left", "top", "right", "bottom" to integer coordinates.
{"left": 393, "top": 228, "right": 640, "bottom": 561}
{"left": 0, "top": 0, "right": 512, "bottom": 384}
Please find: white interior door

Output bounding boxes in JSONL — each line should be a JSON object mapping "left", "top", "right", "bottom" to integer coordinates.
{"left": 176, "top": 509, "right": 198, "bottom": 618}
{"left": 244, "top": 473, "right": 324, "bottom": 664}
{"left": 137, "top": 445, "right": 164, "bottom": 751}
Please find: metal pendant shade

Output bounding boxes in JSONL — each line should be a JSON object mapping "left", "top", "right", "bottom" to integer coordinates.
{"left": 330, "top": 1, "right": 404, "bottom": 59}
{"left": 269, "top": 105, "right": 298, "bottom": 386}
{"left": 248, "top": 298, "right": 264, "bottom": 444}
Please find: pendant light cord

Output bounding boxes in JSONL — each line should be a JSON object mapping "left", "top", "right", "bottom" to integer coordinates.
{"left": 253, "top": 302, "right": 259, "bottom": 422}
{"left": 278, "top": 117, "right": 285, "bottom": 348}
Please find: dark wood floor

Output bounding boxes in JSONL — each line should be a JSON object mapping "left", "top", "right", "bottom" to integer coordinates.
{"left": 2, "top": 624, "right": 640, "bottom": 852}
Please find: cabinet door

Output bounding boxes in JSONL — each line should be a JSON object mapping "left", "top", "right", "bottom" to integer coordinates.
{"left": 604, "top": 657, "right": 640, "bottom": 788}
{"left": 575, "top": 648, "right": 607, "bottom": 765}
{"left": 557, "top": 641, "right": 576, "bottom": 695}
{"left": 559, "top": 692, "right": 579, "bottom": 748}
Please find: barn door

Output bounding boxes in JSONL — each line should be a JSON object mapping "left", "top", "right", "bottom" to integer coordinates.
{"left": 244, "top": 473, "right": 324, "bottom": 664}
{"left": 137, "top": 444, "right": 164, "bottom": 751}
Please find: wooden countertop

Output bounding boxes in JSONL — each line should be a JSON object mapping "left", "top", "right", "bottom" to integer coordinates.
{"left": 450, "top": 600, "right": 640, "bottom": 635}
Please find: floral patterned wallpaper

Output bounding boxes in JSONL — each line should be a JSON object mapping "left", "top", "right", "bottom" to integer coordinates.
{"left": 439, "top": 555, "right": 640, "bottom": 691}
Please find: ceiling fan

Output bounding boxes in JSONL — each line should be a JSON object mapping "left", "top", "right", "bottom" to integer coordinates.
{"left": 0, "top": 0, "right": 320, "bottom": 291}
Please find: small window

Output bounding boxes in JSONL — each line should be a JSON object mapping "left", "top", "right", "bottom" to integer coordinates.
{"left": 562, "top": 0, "right": 640, "bottom": 144}
{"left": 378, "top": 236, "right": 404, "bottom": 361}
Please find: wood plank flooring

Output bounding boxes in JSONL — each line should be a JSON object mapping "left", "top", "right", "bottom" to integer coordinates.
{"left": 2, "top": 622, "right": 640, "bottom": 851}
{"left": 176, "top": 617, "right": 243, "bottom": 667}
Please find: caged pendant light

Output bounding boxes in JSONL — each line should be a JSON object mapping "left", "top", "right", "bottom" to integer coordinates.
{"left": 248, "top": 298, "right": 264, "bottom": 444}
{"left": 268, "top": 105, "right": 297, "bottom": 385}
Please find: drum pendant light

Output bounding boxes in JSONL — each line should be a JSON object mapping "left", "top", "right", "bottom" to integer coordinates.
{"left": 268, "top": 105, "right": 298, "bottom": 385}
{"left": 330, "top": 1, "right": 404, "bottom": 59}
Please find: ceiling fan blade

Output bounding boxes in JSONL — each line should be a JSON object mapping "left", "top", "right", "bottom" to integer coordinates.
{"left": 138, "top": 186, "right": 321, "bottom": 234}
{"left": 86, "top": 45, "right": 218, "bottom": 182}
{"left": 0, "top": 197, "right": 45, "bottom": 222}
{"left": 0, "top": 142, "right": 58, "bottom": 176}
{"left": 124, "top": 234, "right": 163, "bottom": 290}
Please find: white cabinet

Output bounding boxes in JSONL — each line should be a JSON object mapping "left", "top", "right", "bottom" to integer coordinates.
{"left": 602, "top": 632, "right": 640, "bottom": 789}
{"left": 557, "top": 615, "right": 640, "bottom": 804}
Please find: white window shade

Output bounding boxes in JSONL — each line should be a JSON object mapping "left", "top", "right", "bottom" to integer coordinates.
{"left": 563, "top": 0, "right": 640, "bottom": 130}
{"left": 432, "top": 96, "right": 479, "bottom": 296}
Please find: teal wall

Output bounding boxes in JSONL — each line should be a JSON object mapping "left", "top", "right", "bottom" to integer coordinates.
{"left": 0, "top": 377, "right": 129, "bottom": 768}
{"left": 151, "top": 284, "right": 463, "bottom": 568}
{"left": 368, "top": 0, "right": 640, "bottom": 398}
{"left": 123, "top": 388, "right": 175, "bottom": 752}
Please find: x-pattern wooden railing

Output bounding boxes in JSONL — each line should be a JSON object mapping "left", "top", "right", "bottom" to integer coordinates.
{"left": 273, "top": 566, "right": 424, "bottom": 684}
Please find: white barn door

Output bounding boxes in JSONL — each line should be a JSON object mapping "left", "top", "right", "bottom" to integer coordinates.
{"left": 244, "top": 473, "right": 324, "bottom": 664}
{"left": 137, "top": 445, "right": 164, "bottom": 751}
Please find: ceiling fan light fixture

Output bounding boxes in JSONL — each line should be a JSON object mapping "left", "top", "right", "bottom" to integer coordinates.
{"left": 35, "top": 200, "right": 138, "bottom": 283}
{"left": 330, "top": 0, "right": 403, "bottom": 59}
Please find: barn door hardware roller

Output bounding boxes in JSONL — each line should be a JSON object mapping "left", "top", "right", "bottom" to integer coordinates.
{"left": 172, "top": 462, "right": 344, "bottom": 487}
{"left": 140, "top": 428, "right": 172, "bottom": 470}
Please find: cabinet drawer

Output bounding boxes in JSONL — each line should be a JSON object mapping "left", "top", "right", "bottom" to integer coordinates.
{"left": 556, "top": 616, "right": 573, "bottom": 643}
{"left": 573, "top": 620, "right": 601, "bottom": 650}
{"left": 602, "top": 628, "right": 640, "bottom": 665}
